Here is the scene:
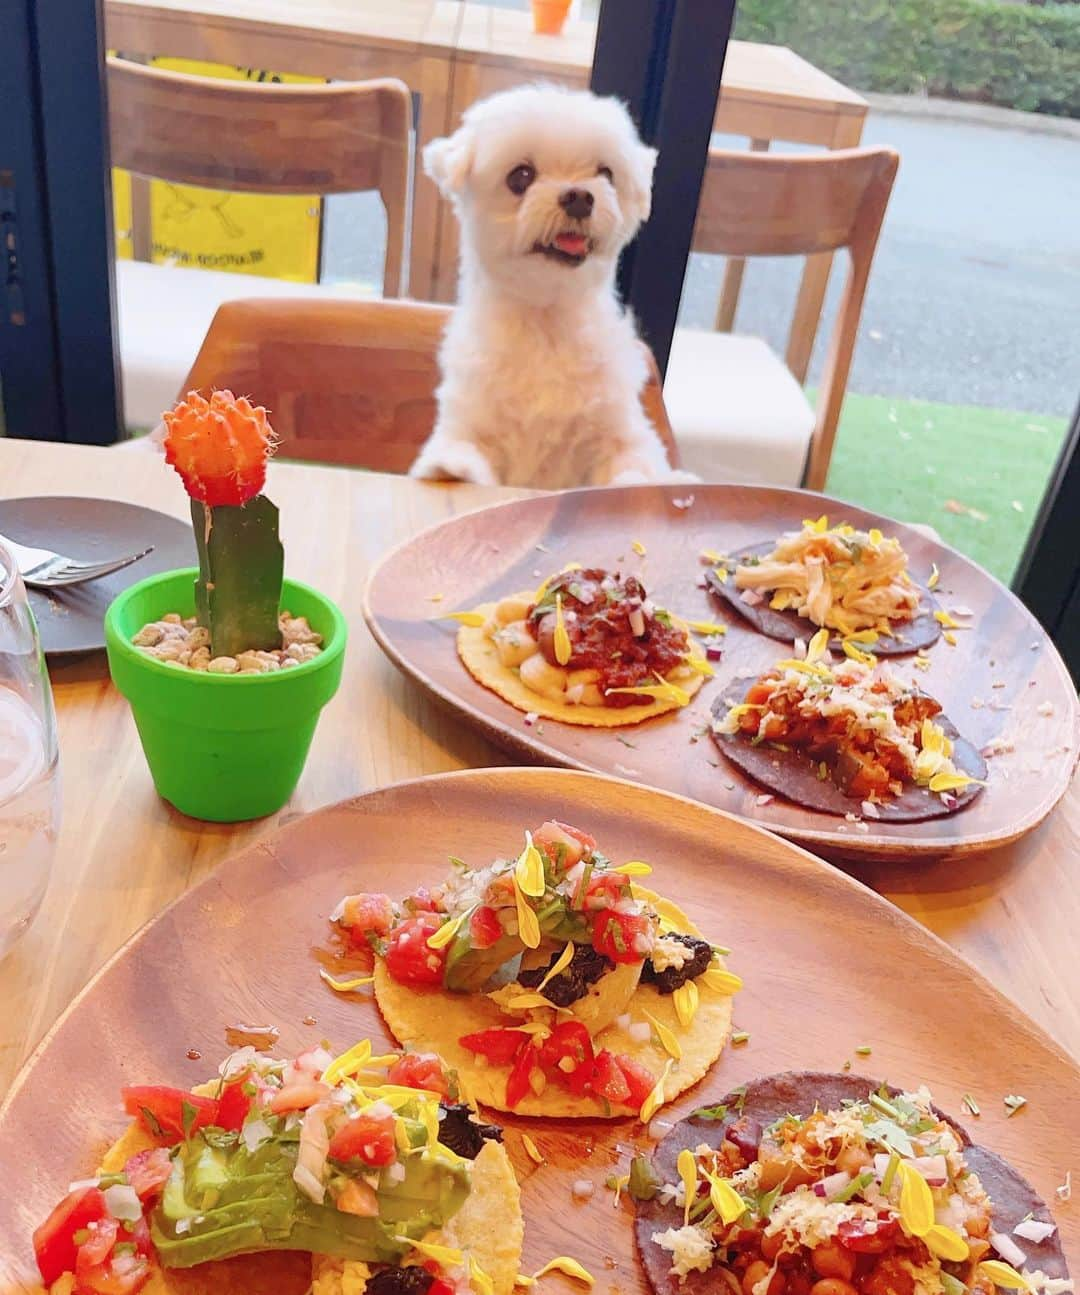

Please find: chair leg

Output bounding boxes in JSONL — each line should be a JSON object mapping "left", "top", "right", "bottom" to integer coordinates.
{"left": 712, "top": 139, "right": 769, "bottom": 334}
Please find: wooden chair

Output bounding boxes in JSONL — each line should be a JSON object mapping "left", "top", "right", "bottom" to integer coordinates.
{"left": 663, "top": 146, "right": 898, "bottom": 492}
{"left": 179, "top": 298, "right": 681, "bottom": 474}
{"left": 107, "top": 58, "right": 412, "bottom": 429}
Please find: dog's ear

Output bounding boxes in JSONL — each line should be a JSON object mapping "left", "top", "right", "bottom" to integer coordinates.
{"left": 624, "top": 141, "right": 659, "bottom": 224}
{"left": 423, "top": 125, "right": 475, "bottom": 198}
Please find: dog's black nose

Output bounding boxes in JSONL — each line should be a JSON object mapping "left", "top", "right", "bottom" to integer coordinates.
{"left": 559, "top": 188, "right": 594, "bottom": 220}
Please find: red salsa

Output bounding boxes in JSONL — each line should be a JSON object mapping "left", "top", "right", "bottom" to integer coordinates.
{"left": 527, "top": 569, "right": 690, "bottom": 707}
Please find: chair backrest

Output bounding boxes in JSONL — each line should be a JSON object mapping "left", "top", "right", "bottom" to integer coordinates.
{"left": 180, "top": 299, "right": 680, "bottom": 475}
{"left": 692, "top": 146, "right": 898, "bottom": 489}
{"left": 106, "top": 58, "right": 412, "bottom": 297}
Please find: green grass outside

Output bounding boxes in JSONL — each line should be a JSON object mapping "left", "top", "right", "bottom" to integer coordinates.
{"left": 823, "top": 393, "right": 1069, "bottom": 584}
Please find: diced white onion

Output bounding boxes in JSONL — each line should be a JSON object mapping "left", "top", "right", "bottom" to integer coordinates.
{"left": 629, "top": 1022, "right": 652, "bottom": 1044}
{"left": 219, "top": 1046, "right": 261, "bottom": 1078}
{"left": 175, "top": 1218, "right": 192, "bottom": 1235}
{"left": 294, "top": 1104, "right": 330, "bottom": 1204}
{"left": 874, "top": 1154, "right": 890, "bottom": 1178}
{"left": 1014, "top": 1218, "right": 1056, "bottom": 1244}
{"left": 68, "top": 1178, "right": 100, "bottom": 1192}
{"left": 616, "top": 1013, "right": 632, "bottom": 1031}
{"left": 103, "top": 1184, "right": 143, "bottom": 1222}
{"left": 629, "top": 608, "right": 646, "bottom": 637}
{"left": 991, "top": 1231, "right": 1028, "bottom": 1268}
{"left": 329, "top": 896, "right": 347, "bottom": 923}
{"left": 386, "top": 1161, "right": 407, "bottom": 1185}
{"left": 741, "top": 589, "right": 764, "bottom": 607}
{"left": 242, "top": 1118, "right": 273, "bottom": 1152}
{"left": 572, "top": 1179, "right": 595, "bottom": 1199}
{"left": 364, "top": 1100, "right": 394, "bottom": 1121}
{"left": 908, "top": 1154, "right": 948, "bottom": 1186}
{"left": 814, "top": 1170, "right": 851, "bottom": 1198}
{"left": 293, "top": 1162, "right": 326, "bottom": 1205}
{"left": 566, "top": 684, "right": 585, "bottom": 705}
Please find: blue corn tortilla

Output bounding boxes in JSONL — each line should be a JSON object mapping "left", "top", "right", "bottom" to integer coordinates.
{"left": 635, "top": 1072, "right": 1069, "bottom": 1295}
{"left": 706, "top": 541, "right": 942, "bottom": 656}
{"left": 711, "top": 676, "right": 986, "bottom": 821}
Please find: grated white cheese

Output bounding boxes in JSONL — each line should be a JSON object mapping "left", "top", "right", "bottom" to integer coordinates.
{"left": 1024, "top": 1273, "right": 1076, "bottom": 1295}
{"left": 651, "top": 1225, "right": 715, "bottom": 1279}
{"left": 650, "top": 935, "right": 694, "bottom": 973}
{"left": 763, "top": 1185, "right": 878, "bottom": 1248}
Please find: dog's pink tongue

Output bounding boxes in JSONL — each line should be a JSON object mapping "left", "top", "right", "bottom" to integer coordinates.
{"left": 554, "top": 233, "right": 587, "bottom": 256}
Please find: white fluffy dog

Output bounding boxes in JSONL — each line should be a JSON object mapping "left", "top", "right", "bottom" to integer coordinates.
{"left": 410, "top": 85, "right": 690, "bottom": 489}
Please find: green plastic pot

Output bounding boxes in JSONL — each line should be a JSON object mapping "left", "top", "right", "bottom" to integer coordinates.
{"left": 105, "top": 568, "right": 346, "bottom": 822}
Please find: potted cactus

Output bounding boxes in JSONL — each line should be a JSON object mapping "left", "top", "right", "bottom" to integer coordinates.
{"left": 105, "top": 391, "right": 347, "bottom": 822}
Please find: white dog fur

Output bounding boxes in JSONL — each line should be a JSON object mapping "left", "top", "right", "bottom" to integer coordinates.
{"left": 410, "top": 84, "right": 693, "bottom": 489}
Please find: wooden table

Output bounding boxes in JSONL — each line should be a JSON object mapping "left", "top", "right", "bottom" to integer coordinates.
{"left": 1, "top": 439, "right": 1077, "bottom": 1099}
{"left": 103, "top": 0, "right": 867, "bottom": 305}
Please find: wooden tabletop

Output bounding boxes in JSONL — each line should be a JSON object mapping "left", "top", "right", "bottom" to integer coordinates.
{"left": 1, "top": 438, "right": 1076, "bottom": 1103}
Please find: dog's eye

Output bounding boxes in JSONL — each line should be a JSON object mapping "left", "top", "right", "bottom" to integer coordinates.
{"left": 506, "top": 163, "right": 537, "bottom": 195}
{"left": 597, "top": 165, "right": 614, "bottom": 183}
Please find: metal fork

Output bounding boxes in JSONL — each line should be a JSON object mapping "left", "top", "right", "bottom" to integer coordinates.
{"left": 2, "top": 536, "right": 154, "bottom": 589}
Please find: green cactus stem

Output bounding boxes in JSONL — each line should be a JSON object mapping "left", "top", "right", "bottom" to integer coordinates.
{"left": 191, "top": 497, "right": 285, "bottom": 658}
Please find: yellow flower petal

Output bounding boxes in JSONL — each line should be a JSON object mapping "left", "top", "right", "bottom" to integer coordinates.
{"left": 711, "top": 565, "right": 730, "bottom": 584}
{"left": 532, "top": 1258, "right": 595, "bottom": 1287}
{"left": 923, "top": 1224, "right": 970, "bottom": 1262}
{"left": 470, "top": 1259, "right": 495, "bottom": 1295}
{"left": 645, "top": 1011, "right": 683, "bottom": 1061}
{"left": 701, "top": 967, "right": 743, "bottom": 995}
{"left": 515, "top": 1278, "right": 537, "bottom": 1288}
{"left": 803, "top": 515, "right": 829, "bottom": 533}
{"left": 678, "top": 1148, "right": 697, "bottom": 1225}
{"left": 709, "top": 1175, "right": 747, "bottom": 1225}
{"left": 611, "top": 860, "right": 652, "bottom": 876}
{"left": 684, "top": 655, "right": 715, "bottom": 676}
{"left": 428, "top": 910, "right": 468, "bottom": 949}
{"left": 929, "top": 771, "right": 984, "bottom": 793}
{"left": 501, "top": 992, "right": 561, "bottom": 1013}
{"left": 868, "top": 528, "right": 883, "bottom": 545}
{"left": 944, "top": 630, "right": 958, "bottom": 646}
{"left": 842, "top": 640, "right": 877, "bottom": 667}
{"left": 928, "top": 562, "right": 940, "bottom": 590}
{"left": 561, "top": 562, "right": 584, "bottom": 573}
{"left": 977, "top": 1261, "right": 1031, "bottom": 1290}
{"left": 513, "top": 874, "right": 541, "bottom": 950}
{"left": 806, "top": 627, "right": 831, "bottom": 663}
{"left": 322, "top": 1040, "right": 372, "bottom": 1087}
{"left": 672, "top": 980, "right": 699, "bottom": 1027}
{"left": 439, "top": 611, "right": 486, "bottom": 627}
{"left": 898, "top": 1161, "right": 935, "bottom": 1237}
{"left": 554, "top": 594, "right": 572, "bottom": 666}
{"left": 844, "top": 629, "right": 880, "bottom": 644}
{"left": 521, "top": 1132, "right": 545, "bottom": 1165}
{"left": 700, "top": 549, "right": 724, "bottom": 563}
{"left": 685, "top": 619, "right": 728, "bottom": 635}
{"left": 605, "top": 674, "right": 691, "bottom": 707}
{"left": 639, "top": 1059, "right": 673, "bottom": 1122}
{"left": 631, "top": 540, "right": 647, "bottom": 556}
{"left": 402, "top": 1239, "right": 465, "bottom": 1268}
{"left": 934, "top": 609, "right": 966, "bottom": 629}
{"left": 537, "top": 941, "right": 577, "bottom": 990}
{"left": 515, "top": 831, "right": 547, "bottom": 898}
{"left": 319, "top": 970, "right": 376, "bottom": 993}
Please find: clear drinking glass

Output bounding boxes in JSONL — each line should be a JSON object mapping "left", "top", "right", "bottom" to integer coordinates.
{"left": 0, "top": 539, "right": 60, "bottom": 958}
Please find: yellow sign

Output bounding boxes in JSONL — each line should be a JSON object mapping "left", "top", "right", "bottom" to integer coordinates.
{"left": 112, "top": 59, "right": 322, "bottom": 283}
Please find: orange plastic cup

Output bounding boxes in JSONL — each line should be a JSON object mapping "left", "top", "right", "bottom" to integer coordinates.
{"left": 532, "top": 0, "right": 571, "bottom": 35}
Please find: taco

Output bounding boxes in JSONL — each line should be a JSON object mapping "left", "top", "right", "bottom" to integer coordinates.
{"left": 711, "top": 636, "right": 986, "bottom": 821}
{"left": 705, "top": 517, "right": 941, "bottom": 655}
{"left": 331, "top": 820, "right": 740, "bottom": 1119}
{"left": 633, "top": 1071, "right": 1071, "bottom": 1295}
{"left": 456, "top": 567, "right": 709, "bottom": 727}
{"left": 32, "top": 1040, "right": 522, "bottom": 1295}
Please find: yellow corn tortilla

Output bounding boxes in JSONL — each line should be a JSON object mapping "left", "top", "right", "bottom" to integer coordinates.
{"left": 457, "top": 598, "right": 707, "bottom": 727}
{"left": 48, "top": 1095, "right": 522, "bottom": 1295}
{"left": 374, "top": 888, "right": 734, "bottom": 1118}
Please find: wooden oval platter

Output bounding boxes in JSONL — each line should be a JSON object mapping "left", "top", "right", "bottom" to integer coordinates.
{"left": 364, "top": 484, "right": 1079, "bottom": 861}
{"left": 0, "top": 769, "right": 1076, "bottom": 1290}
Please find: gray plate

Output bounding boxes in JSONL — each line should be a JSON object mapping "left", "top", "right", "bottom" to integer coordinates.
{"left": 0, "top": 497, "right": 196, "bottom": 657}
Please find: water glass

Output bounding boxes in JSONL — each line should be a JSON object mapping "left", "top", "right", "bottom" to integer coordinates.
{"left": 0, "top": 538, "right": 61, "bottom": 958}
